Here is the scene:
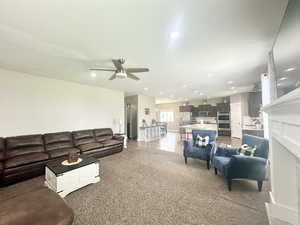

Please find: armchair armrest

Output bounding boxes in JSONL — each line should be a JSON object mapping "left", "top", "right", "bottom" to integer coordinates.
{"left": 227, "top": 155, "right": 267, "bottom": 180}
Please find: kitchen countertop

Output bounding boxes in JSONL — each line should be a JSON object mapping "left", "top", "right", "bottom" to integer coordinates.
{"left": 243, "top": 126, "right": 264, "bottom": 131}
{"left": 140, "top": 125, "right": 163, "bottom": 129}
{"left": 180, "top": 123, "right": 218, "bottom": 131}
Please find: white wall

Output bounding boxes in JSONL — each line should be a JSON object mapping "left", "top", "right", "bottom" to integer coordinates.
{"left": 137, "top": 95, "right": 156, "bottom": 140}
{"left": 155, "top": 102, "right": 182, "bottom": 132}
{"left": 0, "top": 68, "right": 125, "bottom": 137}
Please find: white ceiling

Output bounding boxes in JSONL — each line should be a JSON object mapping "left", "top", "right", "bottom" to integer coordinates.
{"left": 0, "top": 0, "right": 288, "bottom": 104}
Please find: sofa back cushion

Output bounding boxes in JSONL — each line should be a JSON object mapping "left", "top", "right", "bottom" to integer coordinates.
{"left": 72, "top": 130, "right": 95, "bottom": 146}
{"left": 0, "top": 137, "right": 5, "bottom": 161}
{"left": 94, "top": 128, "right": 113, "bottom": 142}
{"left": 5, "top": 135, "right": 44, "bottom": 159}
{"left": 44, "top": 132, "right": 73, "bottom": 151}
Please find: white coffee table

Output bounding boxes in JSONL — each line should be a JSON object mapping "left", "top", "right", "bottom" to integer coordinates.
{"left": 45, "top": 154, "right": 100, "bottom": 197}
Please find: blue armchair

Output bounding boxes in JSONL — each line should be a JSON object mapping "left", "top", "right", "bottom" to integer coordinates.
{"left": 183, "top": 130, "right": 217, "bottom": 169}
{"left": 213, "top": 134, "right": 269, "bottom": 191}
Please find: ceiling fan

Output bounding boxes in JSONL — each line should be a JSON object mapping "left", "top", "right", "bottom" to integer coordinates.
{"left": 89, "top": 58, "right": 149, "bottom": 81}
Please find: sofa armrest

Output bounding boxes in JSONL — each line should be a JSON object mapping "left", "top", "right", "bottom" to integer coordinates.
{"left": 227, "top": 155, "right": 267, "bottom": 180}
{"left": 113, "top": 135, "right": 124, "bottom": 141}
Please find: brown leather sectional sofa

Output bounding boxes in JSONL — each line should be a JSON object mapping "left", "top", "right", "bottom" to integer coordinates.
{"left": 0, "top": 128, "right": 124, "bottom": 186}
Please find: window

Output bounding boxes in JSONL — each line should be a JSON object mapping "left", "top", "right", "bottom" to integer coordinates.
{"left": 160, "top": 112, "right": 174, "bottom": 122}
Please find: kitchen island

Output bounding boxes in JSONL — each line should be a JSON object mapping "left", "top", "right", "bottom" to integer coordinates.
{"left": 180, "top": 123, "right": 218, "bottom": 136}
{"left": 138, "top": 125, "right": 161, "bottom": 142}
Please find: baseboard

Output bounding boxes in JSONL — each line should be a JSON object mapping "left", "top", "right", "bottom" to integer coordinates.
{"left": 266, "top": 192, "right": 298, "bottom": 225}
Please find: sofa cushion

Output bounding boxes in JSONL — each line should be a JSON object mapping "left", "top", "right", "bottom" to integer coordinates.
{"left": 0, "top": 137, "right": 5, "bottom": 161}
{"left": 78, "top": 142, "right": 103, "bottom": 152}
{"left": 6, "top": 135, "right": 44, "bottom": 159}
{"left": 5, "top": 152, "right": 49, "bottom": 169}
{"left": 101, "top": 139, "right": 122, "bottom": 147}
{"left": 0, "top": 187, "right": 74, "bottom": 225}
{"left": 94, "top": 128, "right": 113, "bottom": 142}
{"left": 72, "top": 130, "right": 95, "bottom": 146}
{"left": 44, "top": 132, "right": 73, "bottom": 151}
{"left": 47, "top": 147, "right": 80, "bottom": 159}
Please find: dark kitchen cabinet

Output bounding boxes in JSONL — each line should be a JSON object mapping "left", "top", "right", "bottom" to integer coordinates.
{"left": 217, "top": 103, "right": 230, "bottom": 112}
{"left": 179, "top": 105, "right": 193, "bottom": 112}
{"left": 191, "top": 107, "right": 199, "bottom": 117}
{"left": 248, "top": 92, "right": 262, "bottom": 117}
{"left": 190, "top": 104, "right": 217, "bottom": 117}
{"left": 208, "top": 106, "right": 217, "bottom": 117}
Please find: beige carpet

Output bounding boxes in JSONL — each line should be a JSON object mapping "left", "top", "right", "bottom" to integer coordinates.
{"left": 0, "top": 141, "right": 269, "bottom": 225}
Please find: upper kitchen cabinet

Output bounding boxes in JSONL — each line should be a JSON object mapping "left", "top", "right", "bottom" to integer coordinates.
{"left": 191, "top": 106, "right": 200, "bottom": 117}
{"left": 216, "top": 103, "right": 230, "bottom": 112}
{"left": 208, "top": 106, "right": 217, "bottom": 117}
{"left": 248, "top": 92, "right": 262, "bottom": 117}
{"left": 179, "top": 105, "right": 193, "bottom": 112}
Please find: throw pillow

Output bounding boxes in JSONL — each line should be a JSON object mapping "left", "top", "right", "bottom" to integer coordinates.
{"left": 238, "top": 144, "right": 257, "bottom": 156}
{"left": 195, "top": 135, "right": 210, "bottom": 147}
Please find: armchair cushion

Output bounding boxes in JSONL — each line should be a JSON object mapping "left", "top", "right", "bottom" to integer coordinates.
{"left": 227, "top": 155, "right": 267, "bottom": 180}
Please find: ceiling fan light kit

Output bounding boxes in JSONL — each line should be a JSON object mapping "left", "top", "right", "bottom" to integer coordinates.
{"left": 89, "top": 58, "right": 149, "bottom": 81}
{"left": 115, "top": 71, "right": 127, "bottom": 79}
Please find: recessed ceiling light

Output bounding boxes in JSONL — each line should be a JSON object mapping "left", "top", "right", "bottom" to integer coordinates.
{"left": 170, "top": 32, "right": 179, "bottom": 40}
{"left": 279, "top": 77, "right": 287, "bottom": 81}
{"left": 227, "top": 81, "right": 234, "bottom": 84}
{"left": 91, "top": 72, "right": 97, "bottom": 78}
{"left": 231, "top": 86, "right": 236, "bottom": 90}
{"left": 277, "top": 83, "right": 282, "bottom": 86}
{"left": 144, "top": 87, "right": 149, "bottom": 91}
{"left": 285, "top": 67, "right": 296, "bottom": 72}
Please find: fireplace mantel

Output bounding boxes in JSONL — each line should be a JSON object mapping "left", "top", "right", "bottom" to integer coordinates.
{"left": 263, "top": 87, "right": 300, "bottom": 225}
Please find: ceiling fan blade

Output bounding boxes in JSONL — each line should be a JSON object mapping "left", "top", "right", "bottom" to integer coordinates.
{"left": 126, "top": 68, "right": 149, "bottom": 73}
{"left": 108, "top": 72, "right": 117, "bottom": 80}
{"left": 89, "top": 68, "right": 116, "bottom": 72}
{"left": 127, "top": 73, "right": 140, "bottom": 81}
{"left": 112, "top": 59, "right": 124, "bottom": 71}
